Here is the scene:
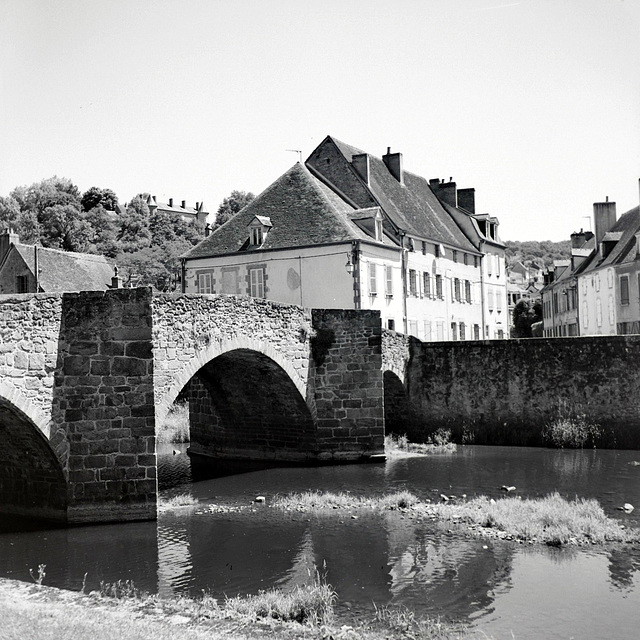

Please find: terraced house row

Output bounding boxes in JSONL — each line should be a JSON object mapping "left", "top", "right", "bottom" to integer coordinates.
{"left": 182, "top": 136, "right": 509, "bottom": 341}
{"left": 542, "top": 180, "right": 640, "bottom": 336}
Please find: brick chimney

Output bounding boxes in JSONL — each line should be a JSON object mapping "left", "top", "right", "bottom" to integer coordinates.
{"left": 430, "top": 178, "right": 457, "bottom": 207}
{"left": 181, "top": 200, "right": 186, "bottom": 209}
{"left": 0, "top": 228, "right": 19, "bottom": 263}
{"left": 593, "top": 198, "right": 616, "bottom": 244}
{"left": 457, "top": 188, "right": 475, "bottom": 214}
{"left": 169, "top": 198, "right": 173, "bottom": 207}
{"left": 352, "top": 153, "right": 370, "bottom": 185}
{"left": 382, "top": 147, "right": 403, "bottom": 184}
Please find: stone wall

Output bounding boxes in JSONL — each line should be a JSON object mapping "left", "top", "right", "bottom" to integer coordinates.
{"left": 401, "top": 336, "right": 640, "bottom": 448}
{"left": 151, "top": 294, "right": 312, "bottom": 425}
{"left": 52, "top": 289, "right": 157, "bottom": 523}
{"left": 310, "top": 309, "right": 384, "bottom": 460}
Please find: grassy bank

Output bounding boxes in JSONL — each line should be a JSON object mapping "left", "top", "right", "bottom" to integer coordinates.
{"left": 0, "top": 578, "right": 479, "bottom": 640}
{"left": 273, "top": 490, "right": 639, "bottom": 546}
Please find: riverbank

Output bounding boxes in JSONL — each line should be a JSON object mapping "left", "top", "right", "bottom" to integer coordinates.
{"left": 0, "top": 577, "right": 479, "bottom": 640}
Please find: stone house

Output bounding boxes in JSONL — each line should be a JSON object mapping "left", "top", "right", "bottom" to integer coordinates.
{"left": 146, "top": 195, "right": 209, "bottom": 226}
{"left": 182, "top": 136, "right": 509, "bottom": 341}
{"left": 0, "top": 229, "right": 114, "bottom": 294}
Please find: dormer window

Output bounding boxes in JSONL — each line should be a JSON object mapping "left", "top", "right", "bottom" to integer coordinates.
{"left": 248, "top": 215, "right": 272, "bottom": 247}
{"left": 375, "top": 217, "right": 383, "bottom": 242}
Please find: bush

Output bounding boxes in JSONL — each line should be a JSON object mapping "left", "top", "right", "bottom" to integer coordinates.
{"left": 543, "top": 405, "right": 601, "bottom": 448}
{"left": 157, "top": 401, "right": 190, "bottom": 444}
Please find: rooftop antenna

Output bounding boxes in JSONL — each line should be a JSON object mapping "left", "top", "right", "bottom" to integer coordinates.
{"left": 286, "top": 149, "right": 302, "bottom": 162}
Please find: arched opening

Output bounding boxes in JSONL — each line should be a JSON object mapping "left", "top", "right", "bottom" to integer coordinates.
{"left": 383, "top": 370, "right": 423, "bottom": 442}
{"left": 183, "top": 349, "right": 316, "bottom": 461}
{"left": 0, "top": 397, "right": 68, "bottom": 524}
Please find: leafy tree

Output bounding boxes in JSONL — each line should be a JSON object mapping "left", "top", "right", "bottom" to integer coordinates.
{"left": 0, "top": 195, "right": 21, "bottom": 230}
{"left": 39, "top": 204, "right": 93, "bottom": 251}
{"left": 11, "top": 176, "right": 81, "bottom": 215}
{"left": 84, "top": 205, "right": 120, "bottom": 257}
{"left": 505, "top": 240, "right": 571, "bottom": 271}
{"left": 118, "top": 195, "right": 151, "bottom": 252}
{"left": 81, "top": 187, "right": 118, "bottom": 212}
{"left": 512, "top": 299, "right": 543, "bottom": 338}
{"left": 214, "top": 190, "right": 255, "bottom": 229}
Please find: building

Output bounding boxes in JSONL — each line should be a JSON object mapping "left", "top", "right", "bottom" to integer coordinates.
{"left": 146, "top": 195, "right": 209, "bottom": 226}
{"left": 0, "top": 229, "right": 115, "bottom": 294}
{"left": 182, "top": 136, "right": 509, "bottom": 341}
{"left": 541, "top": 181, "right": 640, "bottom": 337}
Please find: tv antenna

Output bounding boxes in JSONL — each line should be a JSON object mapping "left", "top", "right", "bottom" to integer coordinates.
{"left": 286, "top": 149, "right": 302, "bottom": 162}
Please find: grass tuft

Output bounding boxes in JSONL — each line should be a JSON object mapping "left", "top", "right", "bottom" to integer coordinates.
{"left": 273, "top": 490, "right": 421, "bottom": 513}
{"left": 542, "top": 403, "right": 601, "bottom": 448}
{"left": 431, "top": 492, "right": 637, "bottom": 545}
{"left": 157, "top": 492, "right": 198, "bottom": 513}
{"left": 385, "top": 432, "right": 456, "bottom": 457}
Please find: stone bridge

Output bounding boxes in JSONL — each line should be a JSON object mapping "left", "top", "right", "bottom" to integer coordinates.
{"left": 0, "top": 289, "right": 383, "bottom": 524}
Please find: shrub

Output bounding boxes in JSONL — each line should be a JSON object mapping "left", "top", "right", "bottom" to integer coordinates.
{"left": 157, "top": 401, "right": 190, "bottom": 444}
{"left": 543, "top": 407, "right": 601, "bottom": 449}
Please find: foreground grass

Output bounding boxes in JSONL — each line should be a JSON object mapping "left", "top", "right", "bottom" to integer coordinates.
{"left": 0, "top": 578, "right": 479, "bottom": 640}
{"left": 273, "top": 490, "right": 638, "bottom": 546}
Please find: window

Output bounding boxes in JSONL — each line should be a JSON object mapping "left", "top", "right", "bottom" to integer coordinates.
{"left": 198, "top": 273, "right": 212, "bottom": 293}
{"left": 496, "top": 255, "right": 501, "bottom": 278}
{"left": 595, "top": 273, "right": 600, "bottom": 292}
{"left": 385, "top": 265, "right": 393, "bottom": 297}
{"left": 473, "top": 324, "right": 480, "bottom": 340}
{"left": 454, "top": 278, "right": 461, "bottom": 302}
{"left": 435, "top": 274, "right": 443, "bottom": 299}
{"left": 620, "top": 276, "right": 630, "bottom": 305}
{"left": 596, "top": 298, "right": 602, "bottom": 327}
{"left": 221, "top": 268, "right": 238, "bottom": 294}
{"left": 488, "top": 289, "right": 494, "bottom": 311}
{"left": 424, "top": 320, "right": 432, "bottom": 341}
{"left": 609, "top": 295, "right": 615, "bottom": 325}
{"left": 423, "top": 272, "right": 431, "bottom": 298}
{"left": 608, "top": 269, "right": 614, "bottom": 289}
{"left": 368, "top": 262, "right": 377, "bottom": 295}
{"left": 387, "top": 318, "right": 395, "bottom": 331}
{"left": 453, "top": 250, "right": 458, "bottom": 263}
{"left": 435, "top": 244, "right": 441, "bottom": 258}
{"left": 582, "top": 301, "right": 588, "bottom": 328}
{"left": 496, "top": 290, "right": 502, "bottom": 310}
{"left": 249, "top": 267, "right": 265, "bottom": 298}
{"left": 436, "top": 321, "right": 444, "bottom": 340}
{"left": 474, "top": 255, "right": 478, "bottom": 268}
{"left": 463, "top": 253, "right": 469, "bottom": 265}
{"left": 451, "top": 322, "right": 457, "bottom": 340}
{"left": 409, "top": 320, "right": 418, "bottom": 337}
{"left": 460, "top": 322, "right": 466, "bottom": 340}
{"left": 487, "top": 255, "right": 493, "bottom": 276}
{"left": 422, "top": 241, "right": 427, "bottom": 255}
{"left": 16, "top": 275, "right": 29, "bottom": 293}
{"left": 250, "top": 227, "right": 263, "bottom": 246}
{"left": 465, "top": 280, "right": 471, "bottom": 303}
{"left": 409, "top": 269, "right": 417, "bottom": 296}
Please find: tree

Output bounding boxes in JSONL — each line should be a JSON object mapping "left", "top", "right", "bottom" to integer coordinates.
{"left": 11, "top": 176, "right": 81, "bottom": 215}
{"left": 39, "top": 204, "right": 93, "bottom": 251}
{"left": 84, "top": 205, "right": 120, "bottom": 257}
{"left": 0, "top": 196, "right": 21, "bottom": 231}
{"left": 81, "top": 187, "right": 118, "bottom": 212}
{"left": 118, "top": 195, "right": 151, "bottom": 252}
{"left": 214, "top": 190, "right": 255, "bottom": 229}
{"left": 512, "top": 299, "right": 542, "bottom": 338}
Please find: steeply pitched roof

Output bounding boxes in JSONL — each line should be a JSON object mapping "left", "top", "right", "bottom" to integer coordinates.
{"left": 12, "top": 244, "right": 114, "bottom": 292}
{"left": 579, "top": 206, "right": 640, "bottom": 274}
{"left": 183, "top": 163, "right": 375, "bottom": 259}
{"left": 307, "top": 136, "right": 480, "bottom": 253}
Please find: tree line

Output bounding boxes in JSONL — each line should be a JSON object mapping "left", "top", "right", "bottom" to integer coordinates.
{"left": 0, "top": 177, "right": 254, "bottom": 290}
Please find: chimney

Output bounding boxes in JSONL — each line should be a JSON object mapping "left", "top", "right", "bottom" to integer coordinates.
{"left": 169, "top": 198, "right": 173, "bottom": 207}
{"left": 196, "top": 202, "right": 200, "bottom": 211}
{"left": 181, "top": 200, "right": 186, "bottom": 209}
{"left": 0, "top": 228, "right": 19, "bottom": 263}
{"left": 430, "top": 178, "right": 457, "bottom": 207}
{"left": 593, "top": 198, "right": 616, "bottom": 245}
{"left": 457, "top": 188, "right": 475, "bottom": 214}
{"left": 382, "top": 147, "right": 403, "bottom": 184}
{"left": 352, "top": 153, "right": 370, "bottom": 185}
{"left": 570, "top": 229, "right": 594, "bottom": 249}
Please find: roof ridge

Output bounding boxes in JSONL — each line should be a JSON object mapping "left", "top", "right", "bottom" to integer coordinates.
{"left": 15, "top": 243, "right": 111, "bottom": 262}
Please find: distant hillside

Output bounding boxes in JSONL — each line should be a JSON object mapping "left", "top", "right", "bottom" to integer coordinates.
{"left": 504, "top": 240, "right": 571, "bottom": 271}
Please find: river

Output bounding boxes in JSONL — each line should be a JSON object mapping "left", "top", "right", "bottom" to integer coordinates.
{"left": 1, "top": 444, "right": 639, "bottom": 639}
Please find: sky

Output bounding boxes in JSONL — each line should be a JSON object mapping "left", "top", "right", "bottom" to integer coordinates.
{"left": 0, "top": 0, "right": 638, "bottom": 241}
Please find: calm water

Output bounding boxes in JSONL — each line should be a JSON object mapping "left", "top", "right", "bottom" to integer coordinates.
{"left": 1, "top": 444, "right": 640, "bottom": 640}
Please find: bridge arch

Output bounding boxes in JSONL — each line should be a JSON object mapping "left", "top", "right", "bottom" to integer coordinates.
{"left": 176, "top": 346, "right": 316, "bottom": 461}
{"left": 155, "top": 335, "right": 309, "bottom": 428}
{"left": 0, "top": 392, "right": 68, "bottom": 522}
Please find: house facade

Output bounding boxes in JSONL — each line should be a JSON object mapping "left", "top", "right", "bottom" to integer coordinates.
{"left": 0, "top": 229, "right": 114, "bottom": 294}
{"left": 146, "top": 195, "right": 209, "bottom": 225}
{"left": 182, "top": 136, "right": 509, "bottom": 341}
{"left": 541, "top": 182, "right": 640, "bottom": 337}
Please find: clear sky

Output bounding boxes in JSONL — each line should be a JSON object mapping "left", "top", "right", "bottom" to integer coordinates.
{"left": 1, "top": 0, "right": 638, "bottom": 241}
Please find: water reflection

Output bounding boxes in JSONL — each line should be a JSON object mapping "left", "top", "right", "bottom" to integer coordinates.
{"left": 1, "top": 445, "right": 640, "bottom": 640}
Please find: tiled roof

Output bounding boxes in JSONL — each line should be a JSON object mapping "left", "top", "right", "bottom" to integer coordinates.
{"left": 579, "top": 206, "right": 640, "bottom": 273}
{"left": 13, "top": 244, "right": 114, "bottom": 291}
{"left": 183, "top": 163, "right": 374, "bottom": 259}
{"left": 307, "top": 136, "right": 479, "bottom": 253}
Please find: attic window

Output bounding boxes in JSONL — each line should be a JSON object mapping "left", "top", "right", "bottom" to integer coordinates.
{"left": 375, "top": 218, "right": 383, "bottom": 242}
{"left": 251, "top": 227, "right": 264, "bottom": 246}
